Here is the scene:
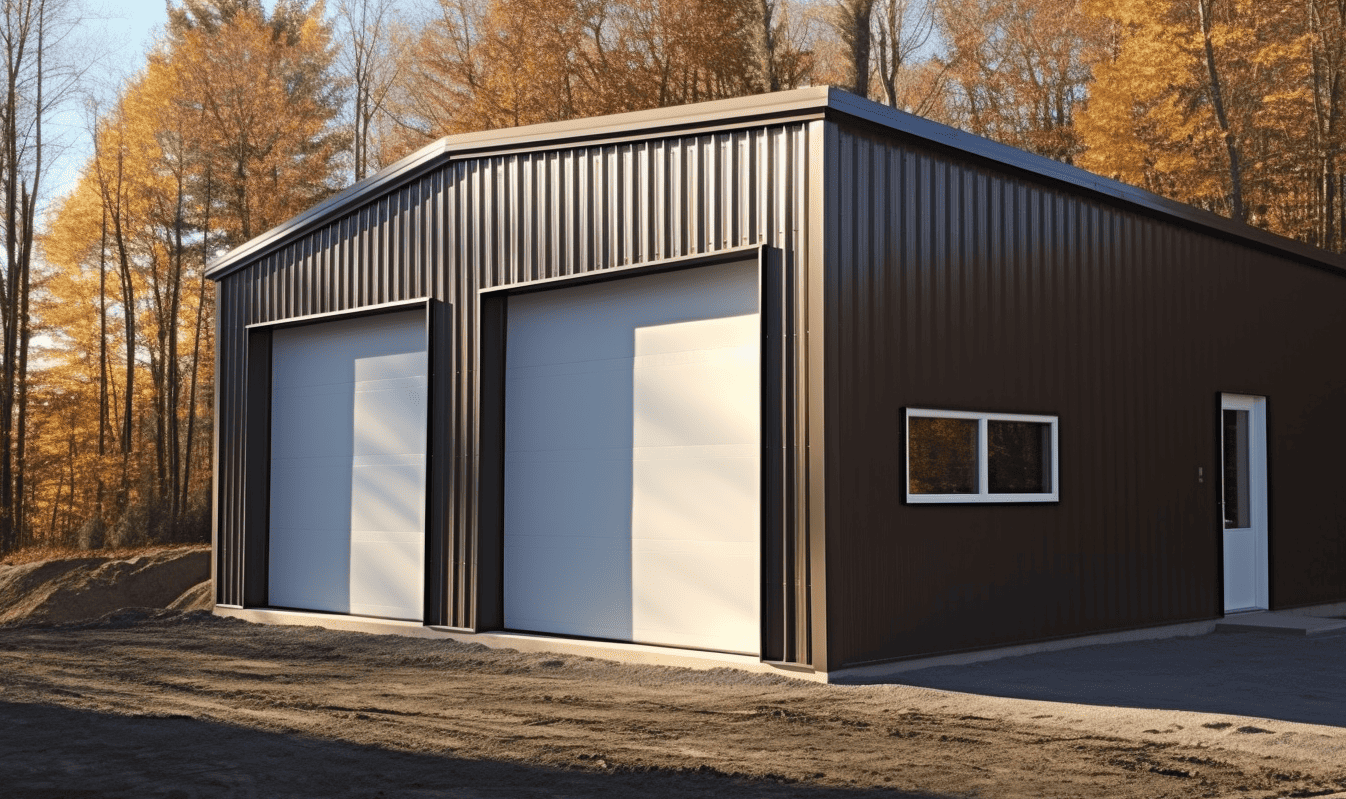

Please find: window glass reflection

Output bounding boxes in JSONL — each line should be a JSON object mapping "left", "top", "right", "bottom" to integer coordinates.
{"left": 1223, "top": 409, "right": 1250, "bottom": 529}
{"left": 988, "top": 420, "right": 1052, "bottom": 494}
{"left": 908, "top": 416, "right": 978, "bottom": 494}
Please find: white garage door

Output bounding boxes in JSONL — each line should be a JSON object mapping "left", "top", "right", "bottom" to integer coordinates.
{"left": 268, "top": 310, "right": 427, "bottom": 621}
{"left": 504, "top": 261, "right": 760, "bottom": 655}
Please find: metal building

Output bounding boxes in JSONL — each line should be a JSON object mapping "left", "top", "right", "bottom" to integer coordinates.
{"left": 208, "top": 87, "right": 1346, "bottom": 680}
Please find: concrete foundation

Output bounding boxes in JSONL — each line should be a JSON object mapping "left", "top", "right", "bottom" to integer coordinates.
{"left": 212, "top": 606, "right": 824, "bottom": 681}
{"left": 213, "top": 602, "right": 1346, "bottom": 684}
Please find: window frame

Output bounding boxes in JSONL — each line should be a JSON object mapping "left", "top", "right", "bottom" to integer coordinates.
{"left": 904, "top": 408, "right": 1060, "bottom": 504}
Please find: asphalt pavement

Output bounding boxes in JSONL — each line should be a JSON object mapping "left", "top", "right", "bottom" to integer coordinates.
{"left": 894, "top": 624, "right": 1346, "bottom": 727}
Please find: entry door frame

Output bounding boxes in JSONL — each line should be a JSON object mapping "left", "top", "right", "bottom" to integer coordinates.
{"left": 1218, "top": 392, "right": 1270, "bottom": 613}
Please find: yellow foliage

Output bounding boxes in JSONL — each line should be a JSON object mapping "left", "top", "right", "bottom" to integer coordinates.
{"left": 1078, "top": 0, "right": 1338, "bottom": 242}
{"left": 30, "top": 0, "right": 340, "bottom": 547}
{"left": 385, "top": 0, "right": 810, "bottom": 155}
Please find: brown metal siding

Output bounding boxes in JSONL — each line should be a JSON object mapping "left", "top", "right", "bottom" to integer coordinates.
{"left": 826, "top": 122, "right": 1346, "bottom": 667}
{"left": 213, "top": 126, "right": 823, "bottom": 658}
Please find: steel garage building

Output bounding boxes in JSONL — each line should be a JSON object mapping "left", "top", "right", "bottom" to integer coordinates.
{"left": 208, "top": 87, "right": 1346, "bottom": 680}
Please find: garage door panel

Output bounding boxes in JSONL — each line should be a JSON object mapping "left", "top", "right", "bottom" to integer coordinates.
{"left": 505, "top": 293, "right": 637, "bottom": 367}
{"left": 269, "top": 464, "right": 353, "bottom": 531}
{"left": 350, "top": 535, "right": 423, "bottom": 619}
{"left": 633, "top": 540, "right": 758, "bottom": 653}
{"left": 350, "top": 461, "right": 425, "bottom": 532}
{"left": 269, "top": 309, "right": 426, "bottom": 622}
{"left": 267, "top": 526, "right": 350, "bottom": 613}
{"left": 633, "top": 353, "right": 758, "bottom": 449}
{"left": 504, "top": 369, "right": 634, "bottom": 452}
{"left": 632, "top": 454, "right": 758, "bottom": 543}
{"left": 504, "top": 261, "right": 759, "bottom": 654}
{"left": 270, "top": 386, "right": 356, "bottom": 459}
{"left": 274, "top": 315, "right": 423, "bottom": 384}
{"left": 504, "top": 456, "right": 631, "bottom": 539}
{"left": 353, "top": 379, "right": 428, "bottom": 457}
{"left": 505, "top": 537, "right": 632, "bottom": 639}
{"left": 634, "top": 314, "right": 757, "bottom": 355}
{"left": 508, "top": 268, "right": 756, "bottom": 367}
{"left": 352, "top": 348, "right": 428, "bottom": 382}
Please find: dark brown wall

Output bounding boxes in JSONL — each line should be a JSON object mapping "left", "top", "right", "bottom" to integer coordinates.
{"left": 825, "top": 121, "right": 1346, "bottom": 667}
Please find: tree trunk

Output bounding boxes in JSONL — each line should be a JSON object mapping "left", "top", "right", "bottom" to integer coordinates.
{"left": 15, "top": 10, "right": 43, "bottom": 543}
{"left": 0, "top": 3, "right": 22, "bottom": 554}
{"left": 182, "top": 169, "right": 212, "bottom": 512}
{"left": 1198, "top": 0, "right": 1246, "bottom": 221}
{"left": 754, "top": 0, "right": 781, "bottom": 92}
{"left": 833, "top": 0, "right": 877, "bottom": 97}
{"left": 113, "top": 178, "right": 136, "bottom": 497}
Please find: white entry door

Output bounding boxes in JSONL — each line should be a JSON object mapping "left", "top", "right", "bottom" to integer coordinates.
{"left": 268, "top": 310, "right": 427, "bottom": 621}
{"left": 1221, "top": 393, "right": 1268, "bottom": 612}
{"left": 503, "top": 261, "right": 760, "bottom": 655}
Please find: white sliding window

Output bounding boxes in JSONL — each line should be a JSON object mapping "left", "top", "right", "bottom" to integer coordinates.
{"left": 905, "top": 408, "right": 1059, "bottom": 504}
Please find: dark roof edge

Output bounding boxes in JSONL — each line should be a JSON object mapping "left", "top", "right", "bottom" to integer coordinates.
{"left": 823, "top": 90, "right": 1346, "bottom": 274}
{"left": 206, "top": 138, "right": 451, "bottom": 279}
{"left": 208, "top": 86, "right": 1346, "bottom": 280}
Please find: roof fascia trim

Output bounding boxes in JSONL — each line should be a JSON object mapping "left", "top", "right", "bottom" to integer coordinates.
{"left": 205, "top": 140, "right": 452, "bottom": 279}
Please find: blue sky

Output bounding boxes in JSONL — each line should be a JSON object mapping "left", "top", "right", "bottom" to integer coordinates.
{"left": 43, "top": 2, "right": 169, "bottom": 207}
{"left": 45, "top": 1, "right": 279, "bottom": 208}
{"left": 103, "top": 0, "right": 165, "bottom": 55}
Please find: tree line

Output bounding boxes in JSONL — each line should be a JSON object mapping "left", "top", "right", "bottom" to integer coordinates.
{"left": 1, "top": 0, "right": 1341, "bottom": 556}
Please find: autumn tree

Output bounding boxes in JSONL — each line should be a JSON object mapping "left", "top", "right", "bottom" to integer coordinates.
{"left": 935, "top": 0, "right": 1109, "bottom": 163}
{"left": 1075, "top": 0, "right": 1326, "bottom": 237}
{"left": 166, "top": 0, "right": 344, "bottom": 245}
{"left": 828, "top": 0, "right": 877, "bottom": 96}
{"left": 1304, "top": 0, "right": 1345, "bottom": 248}
{"left": 384, "top": 0, "right": 812, "bottom": 152}
{"left": 0, "top": 0, "right": 88, "bottom": 554}
{"left": 32, "top": 0, "right": 343, "bottom": 550}
{"left": 336, "top": 0, "right": 406, "bottom": 180}
{"left": 873, "top": 0, "right": 939, "bottom": 110}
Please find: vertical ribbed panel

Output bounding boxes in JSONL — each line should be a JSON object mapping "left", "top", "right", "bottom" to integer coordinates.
{"left": 213, "top": 125, "right": 819, "bottom": 648}
{"left": 827, "top": 124, "right": 1346, "bottom": 666}
{"left": 213, "top": 277, "right": 248, "bottom": 605}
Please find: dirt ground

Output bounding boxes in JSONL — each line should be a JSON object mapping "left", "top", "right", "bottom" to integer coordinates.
{"left": 3, "top": 608, "right": 1345, "bottom": 799}
{"left": 1, "top": 550, "right": 1343, "bottom": 797}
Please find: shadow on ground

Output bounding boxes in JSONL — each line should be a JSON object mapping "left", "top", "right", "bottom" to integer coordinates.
{"left": 889, "top": 629, "right": 1346, "bottom": 727}
{"left": 0, "top": 700, "right": 942, "bottom": 799}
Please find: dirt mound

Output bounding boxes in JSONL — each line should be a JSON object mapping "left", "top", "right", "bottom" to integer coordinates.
{"left": 167, "top": 579, "right": 212, "bottom": 611}
{"left": 0, "top": 546, "right": 210, "bottom": 625}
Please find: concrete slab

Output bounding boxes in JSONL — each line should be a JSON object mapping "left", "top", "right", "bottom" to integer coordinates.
{"left": 891, "top": 628, "right": 1346, "bottom": 727}
{"left": 1214, "top": 611, "right": 1346, "bottom": 636}
{"left": 213, "top": 605, "right": 826, "bottom": 681}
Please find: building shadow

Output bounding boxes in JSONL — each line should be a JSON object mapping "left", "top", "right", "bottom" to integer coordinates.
{"left": 887, "top": 629, "right": 1346, "bottom": 728}
{"left": 0, "top": 700, "right": 946, "bottom": 799}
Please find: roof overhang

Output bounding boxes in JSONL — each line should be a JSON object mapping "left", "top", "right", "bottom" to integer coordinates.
{"left": 207, "top": 86, "right": 1346, "bottom": 280}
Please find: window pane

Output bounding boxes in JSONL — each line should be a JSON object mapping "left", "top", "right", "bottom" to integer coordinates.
{"left": 909, "top": 417, "right": 979, "bottom": 494}
{"left": 987, "top": 420, "right": 1052, "bottom": 494}
{"left": 1223, "top": 409, "right": 1250, "bottom": 529}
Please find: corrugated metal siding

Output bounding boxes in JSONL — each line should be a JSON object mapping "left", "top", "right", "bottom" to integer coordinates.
{"left": 214, "top": 126, "right": 820, "bottom": 654}
{"left": 826, "top": 123, "right": 1346, "bottom": 666}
